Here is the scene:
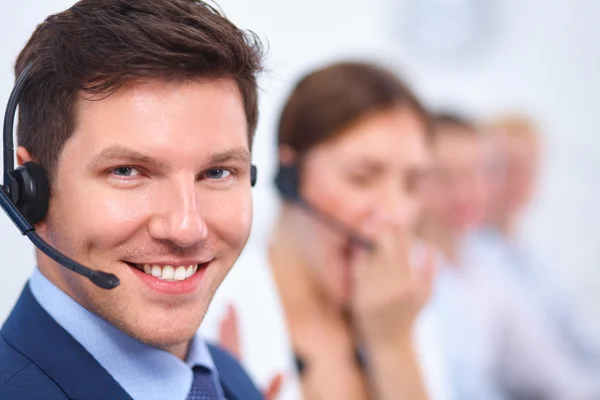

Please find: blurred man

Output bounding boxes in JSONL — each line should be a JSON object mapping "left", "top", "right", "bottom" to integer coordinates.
{"left": 419, "top": 111, "right": 599, "bottom": 400}
{"left": 482, "top": 114, "right": 600, "bottom": 376}
{"left": 485, "top": 116, "right": 540, "bottom": 237}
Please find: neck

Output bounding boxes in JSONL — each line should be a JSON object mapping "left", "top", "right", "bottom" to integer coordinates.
{"left": 164, "top": 342, "right": 190, "bottom": 361}
{"left": 418, "top": 219, "right": 461, "bottom": 266}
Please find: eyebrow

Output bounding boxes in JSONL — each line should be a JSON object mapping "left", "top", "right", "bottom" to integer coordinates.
{"left": 209, "top": 147, "right": 251, "bottom": 165}
{"left": 88, "top": 145, "right": 251, "bottom": 170}
{"left": 345, "top": 160, "right": 386, "bottom": 173}
{"left": 88, "top": 146, "right": 169, "bottom": 170}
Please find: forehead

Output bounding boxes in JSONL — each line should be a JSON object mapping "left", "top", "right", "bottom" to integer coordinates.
{"left": 69, "top": 78, "right": 248, "bottom": 157}
{"left": 432, "top": 130, "right": 484, "bottom": 167}
{"left": 313, "top": 107, "right": 428, "bottom": 163}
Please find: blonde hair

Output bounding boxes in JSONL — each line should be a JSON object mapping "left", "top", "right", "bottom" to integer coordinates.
{"left": 483, "top": 114, "right": 540, "bottom": 145}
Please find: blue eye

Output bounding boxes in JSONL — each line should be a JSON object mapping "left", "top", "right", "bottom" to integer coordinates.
{"left": 112, "top": 167, "right": 139, "bottom": 177}
{"left": 205, "top": 169, "right": 231, "bottom": 180}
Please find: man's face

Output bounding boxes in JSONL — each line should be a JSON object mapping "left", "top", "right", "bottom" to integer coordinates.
{"left": 38, "top": 78, "right": 253, "bottom": 349}
{"left": 423, "top": 127, "right": 489, "bottom": 235}
{"left": 484, "top": 130, "right": 539, "bottom": 227}
{"left": 500, "top": 134, "right": 539, "bottom": 220}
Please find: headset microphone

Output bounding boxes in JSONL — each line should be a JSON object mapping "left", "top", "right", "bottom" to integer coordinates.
{"left": 0, "top": 191, "right": 120, "bottom": 289}
{"left": 1, "top": 63, "right": 259, "bottom": 290}
{"left": 274, "top": 163, "right": 375, "bottom": 251}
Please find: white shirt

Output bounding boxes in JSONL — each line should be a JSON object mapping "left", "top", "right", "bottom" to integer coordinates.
{"left": 430, "top": 233, "right": 600, "bottom": 400}
{"left": 476, "top": 226, "right": 600, "bottom": 371}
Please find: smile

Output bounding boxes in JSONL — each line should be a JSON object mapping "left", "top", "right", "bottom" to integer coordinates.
{"left": 129, "top": 263, "right": 206, "bottom": 281}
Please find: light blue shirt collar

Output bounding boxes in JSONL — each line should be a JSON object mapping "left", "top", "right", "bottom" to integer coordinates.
{"left": 29, "top": 267, "right": 223, "bottom": 400}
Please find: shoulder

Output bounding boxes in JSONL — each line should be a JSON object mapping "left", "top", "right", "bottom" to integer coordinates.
{"left": 208, "top": 343, "right": 255, "bottom": 382}
{"left": 0, "top": 337, "right": 68, "bottom": 399}
{"left": 208, "top": 343, "right": 263, "bottom": 398}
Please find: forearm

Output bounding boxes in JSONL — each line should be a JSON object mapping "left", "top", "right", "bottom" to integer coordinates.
{"left": 365, "top": 335, "right": 429, "bottom": 400}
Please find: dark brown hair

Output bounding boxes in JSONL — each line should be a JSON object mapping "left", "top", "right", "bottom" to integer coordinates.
{"left": 14, "top": 0, "right": 264, "bottom": 183}
{"left": 430, "top": 111, "right": 477, "bottom": 139}
{"left": 277, "top": 61, "right": 430, "bottom": 154}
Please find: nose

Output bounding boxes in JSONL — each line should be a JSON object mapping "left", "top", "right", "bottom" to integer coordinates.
{"left": 377, "top": 182, "right": 412, "bottom": 227}
{"left": 147, "top": 177, "right": 208, "bottom": 248}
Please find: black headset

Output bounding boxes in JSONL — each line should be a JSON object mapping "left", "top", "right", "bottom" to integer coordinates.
{"left": 274, "top": 163, "right": 374, "bottom": 251}
{"left": 0, "top": 63, "right": 258, "bottom": 290}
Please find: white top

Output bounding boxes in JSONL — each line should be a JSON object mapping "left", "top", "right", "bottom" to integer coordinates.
{"left": 429, "top": 233, "right": 600, "bottom": 400}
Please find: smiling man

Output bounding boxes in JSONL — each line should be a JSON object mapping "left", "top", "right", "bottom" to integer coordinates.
{"left": 0, "top": 1, "right": 264, "bottom": 399}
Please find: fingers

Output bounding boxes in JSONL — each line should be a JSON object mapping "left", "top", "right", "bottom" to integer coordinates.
{"left": 263, "top": 373, "right": 285, "bottom": 400}
{"left": 352, "top": 210, "right": 413, "bottom": 281}
{"left": 349, "top": 214, "right": 380, "bottom": 290}
{"left": 218, "top": 303, "right": 242, "bottom": 360}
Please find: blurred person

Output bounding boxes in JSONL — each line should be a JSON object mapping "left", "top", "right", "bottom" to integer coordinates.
{"left": 202, "top": 61, "right": 452, "bottom": 400}
{"left": 481, "top": 114, "right": 600, "bottom": 374}
{"left": 484, "top": 116, "right": 540, "bottom": 236}
{"left": 0, "top": 1, "right": 266, "bottom": 399}
{"left": 419, "top": 112, "right": 600, "bottom": 400}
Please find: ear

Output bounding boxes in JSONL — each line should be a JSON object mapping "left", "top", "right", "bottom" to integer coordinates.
{"left": 278, "top": 145, "right": 297, "bottom": 166}
{"left": 16, "top": 146, "right": 34, "bottom": 166}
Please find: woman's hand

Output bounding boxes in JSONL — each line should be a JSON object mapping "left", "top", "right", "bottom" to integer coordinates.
{"left": 349, "top": 212, "right": 435, "bottom": 347}
{"left": 348, "top": 213, "right": 435, "bottom": 400}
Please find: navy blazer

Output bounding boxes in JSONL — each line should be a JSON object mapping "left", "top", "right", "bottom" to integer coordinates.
{"left": 0, "top": 284, "right": 263, "bottom": 400}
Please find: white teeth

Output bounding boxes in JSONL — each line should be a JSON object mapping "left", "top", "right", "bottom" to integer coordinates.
{"left": 162, "top": 265, "right": 174, "bottom": 280}
{"left": 186, "top": 265, "right": 195, "bottom": 278}
{"left": 139, "top": 263, "right": 201, "bottom": 281}
{"left": 174, "top": 266, "right": 186, "bottom": 281}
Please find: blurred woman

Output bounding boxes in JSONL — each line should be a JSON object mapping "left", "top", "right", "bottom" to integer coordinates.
{"left": 272, "top": 61, "right": 438, "bottom": 399}
{"left": 202, "top": 61, "right": 442, "bottom": 399}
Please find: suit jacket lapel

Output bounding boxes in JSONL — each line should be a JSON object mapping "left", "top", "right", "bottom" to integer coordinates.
{"left": 1, "top": 284, "right": 133, "bottom": 400}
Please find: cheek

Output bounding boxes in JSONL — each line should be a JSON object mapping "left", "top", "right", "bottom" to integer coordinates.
{"left": 303, "top": 178, "right": 372, "bottom": 231}
{"left": 510, "top": 172, "right": 532, "bottom": 197}
{"left": 202, "top": 190, "right": 252, "bottom": 249}
{"left": 406, "top": 197, "right": 423, "bottom": 227}
{"left": 50, "top": 180, "right": 150, "bottom": 250}
{"left": 303, "top": 223, "right": 347, "bottom": 297}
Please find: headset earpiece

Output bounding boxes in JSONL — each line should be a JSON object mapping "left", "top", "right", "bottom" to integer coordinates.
{"left": 274, "top": 163, "right": 300, "bottom": 201}
{"left": 250, "top": 164, "right": 257, "bottom": 187}
{"left": 11, "top": 161, "right": 50, "bottom": 224}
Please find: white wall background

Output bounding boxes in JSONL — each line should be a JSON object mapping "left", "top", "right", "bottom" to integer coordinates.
{"left": 1, "top": 0, "right": 599, "bottom": 332}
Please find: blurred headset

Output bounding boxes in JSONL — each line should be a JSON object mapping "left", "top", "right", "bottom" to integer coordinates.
{"left": 0, "top": 63, "right": 258, "bottom": 290}
{"left": 274, "top": 162, "right": 374, "bottom": 251}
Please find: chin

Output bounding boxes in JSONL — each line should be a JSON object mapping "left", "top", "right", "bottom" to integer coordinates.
{"left": 141, "top": 327, "right": 198, "bottom": 349}
{"left": 123, "top": 315, "right": 202, "bottom": 349}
